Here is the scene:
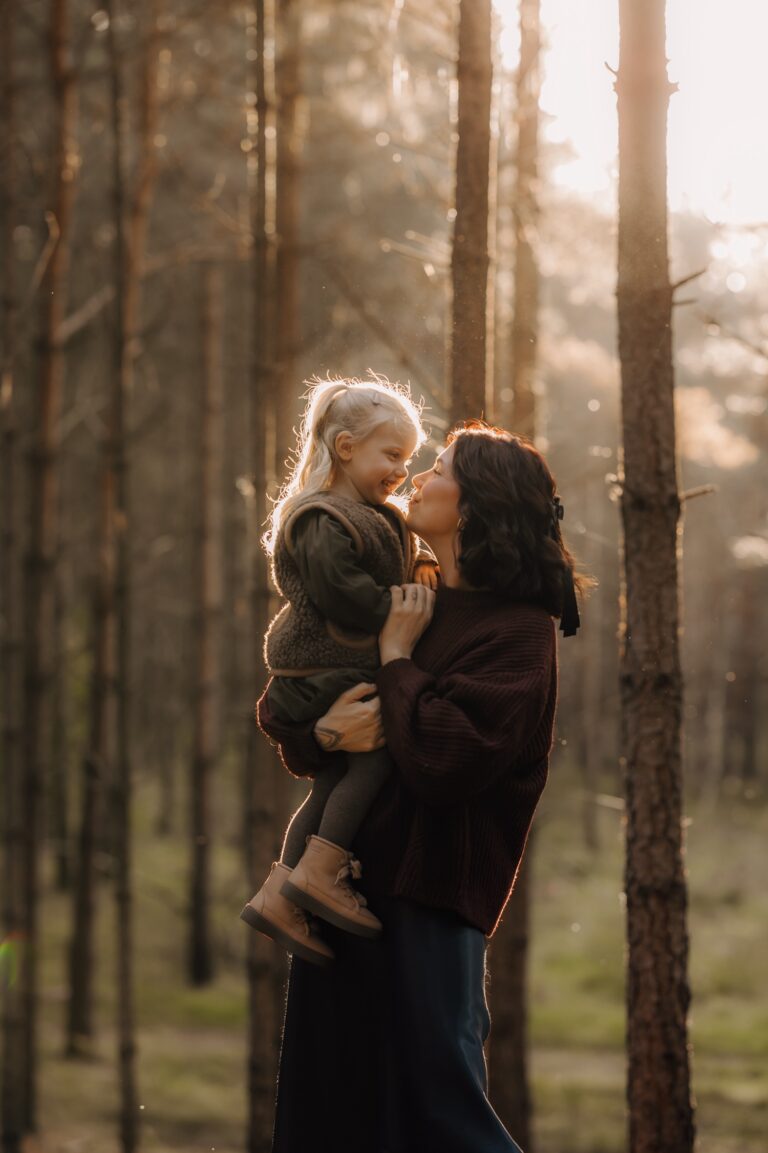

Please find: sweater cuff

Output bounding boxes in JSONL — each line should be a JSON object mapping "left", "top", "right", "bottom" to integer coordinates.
{"left": 376, "top": 657, "right": 434, "bottom": 698}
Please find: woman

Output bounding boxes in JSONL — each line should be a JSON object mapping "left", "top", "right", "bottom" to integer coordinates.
{"left": 257, "top": 422, "right": 583, "bottom": 1153}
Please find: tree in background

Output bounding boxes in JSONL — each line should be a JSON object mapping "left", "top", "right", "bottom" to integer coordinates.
{"left": 105, "top": 0, "right": 157, "bottom": 1143}
{"left": 188, "top": 264, "right": 224, "bottom": 986}
{"left": 244, "top": 2, "right": 282, "bottom": 1148}
{"left": 615, "top": 2, "right": 695, "bottom": 1150}
{"left": 508, "top": 0, "right": 540, "bottom": 441}
{"left": 274, "top": 0, "right": 304, "bottom": 479}
{"left": 1, "top": 1, "right": 24, "bottom": 1147}
{"left": 487, "top": 5, "right": 541, "bottom": 1145}
{"left": 450, "top": 0, "right": 492, "bottom": 424}
{"left": 21, "top": 0, "right": 79, "bottom": 1132}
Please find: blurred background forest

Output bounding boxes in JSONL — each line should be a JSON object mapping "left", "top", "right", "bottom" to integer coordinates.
{"left": 1, "top": 0, "right": 767, "bottom": 1151}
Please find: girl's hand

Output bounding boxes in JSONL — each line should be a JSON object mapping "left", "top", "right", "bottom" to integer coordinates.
{"left": 379, "top": 583, "right": 436, "bottom": 666}
{"left": 413, "top": 561, "right": 439, "bottom": 591}
{"left": 313, "top": 682, "right": 385, "bottom": 753}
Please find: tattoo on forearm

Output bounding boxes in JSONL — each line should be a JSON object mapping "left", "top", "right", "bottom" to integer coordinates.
{"left": 315, "top": 726, "right": 343, "bottom": 751}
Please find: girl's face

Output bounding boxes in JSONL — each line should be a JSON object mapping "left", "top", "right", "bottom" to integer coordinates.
{"left": 406, "top": 444, "right": 461, "bottom": 540}
{"left": 334, "top": 419, "right": 418, "bottom": 505}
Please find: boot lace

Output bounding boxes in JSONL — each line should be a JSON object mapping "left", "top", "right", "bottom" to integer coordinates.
{"left": 334, "top": 855, "right": 368, "bottom": 909}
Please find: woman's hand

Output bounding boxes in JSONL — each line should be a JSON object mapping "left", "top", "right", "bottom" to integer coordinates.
{"left": 379, "top": 583, "right": 436, "bottom": 666}
{"left": 313, "top": 682, "right": 385, "bottom": 753}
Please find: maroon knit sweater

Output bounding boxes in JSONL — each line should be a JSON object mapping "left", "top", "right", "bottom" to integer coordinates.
{"left": 256, "top": 585, "right": 558, "bottom": 937}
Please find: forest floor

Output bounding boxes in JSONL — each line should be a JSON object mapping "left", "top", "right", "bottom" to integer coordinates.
{"left": 30, "top": 762, "right": 768, "bottom": 1153}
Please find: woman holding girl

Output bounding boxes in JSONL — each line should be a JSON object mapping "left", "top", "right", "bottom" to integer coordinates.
{"left": 253, "top": 378, "right": 584, "bottom": 1152}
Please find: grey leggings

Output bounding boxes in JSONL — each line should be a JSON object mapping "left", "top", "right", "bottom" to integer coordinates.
{"left": 280, "top": 748, "right": 391, "bottom": 868}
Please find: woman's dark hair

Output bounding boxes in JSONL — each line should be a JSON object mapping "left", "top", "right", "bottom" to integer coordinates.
{"left": 449, "top": 421, "right": 591, "bottom": 618}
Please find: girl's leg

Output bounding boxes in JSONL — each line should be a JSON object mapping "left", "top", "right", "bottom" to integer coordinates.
{"left": 280, "top": 763, "right": 346, "bottom": 869}
{"left": 281, "top": 751, "right": 390, "bottom": 938}
{"left": 316, "top": 749, "right": 391, "bottom": 848}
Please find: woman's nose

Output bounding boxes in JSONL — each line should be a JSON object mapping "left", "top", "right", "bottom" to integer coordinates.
{"left": 412, "top": 470, "right": 426, "bottom": 490}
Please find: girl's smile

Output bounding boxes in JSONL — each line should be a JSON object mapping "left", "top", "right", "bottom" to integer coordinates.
{"left": 333, "top": 419, "right": 418, "bottom": 506}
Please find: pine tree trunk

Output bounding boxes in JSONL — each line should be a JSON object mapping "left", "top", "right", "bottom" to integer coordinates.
{"left": 66, "top": 573, "right": 112, "bottom": 1055}
{"left": 486, "top": 8, "right": 542, "bottom": 1142}
{"left": 106, "top": 0, "right": 162, "bottom": 1144}
{"left": 189, "top": 265, "right": 224, "bottom": 987}
{"left": 51, "top": 562, "right": 71, "bottom": 889}
{"left": 449, "top": 0, "right": 492, "bottom": 425}
{"left": 274, "top": 0, "right": 303, "bottom": 478}
{"left": 245, "top": 4, "right": 281, "bottom": 1149}
{"left": 1, "top": 2, "right": 24, "bottom": 1146}
{"left": 20, "top": 0, "right": 79, "bottom": 1130}
{"left": 616, "top": 4, "right": 695, "bottom": 1151}
{"left": 487, "top": 853, "right": 533, "bottom": 1151}
{"left": 509, "top": 0, "right": 540, "bottom": 441}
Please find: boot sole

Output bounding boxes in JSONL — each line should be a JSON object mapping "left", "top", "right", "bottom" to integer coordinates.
{"left": 239, "top": 904, "right": 334, "bottom": 968}
{"left": 280, "top": 880, "right": 383, "bottom": 940}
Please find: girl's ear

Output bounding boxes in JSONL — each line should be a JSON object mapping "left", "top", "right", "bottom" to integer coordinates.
{"left": 334, "top": 431, "right": 354, "bottom": 461}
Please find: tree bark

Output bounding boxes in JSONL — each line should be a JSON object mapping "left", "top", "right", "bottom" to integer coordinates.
{"left": 274, "top": 0, "right": 303, "bottom": 481}
{"left": 20, "top": 0, "right": 79, "bottom": 1130}
{"left": 1, "top": 2, "right": 24, "bottom": 1147}
{"left": 449, "top": 0, "right": 492, "bottom": 425}
{"left": 509, "top": 0, "right": 540, "bottom": 441}
{"left": 616, "top": 4, "right": 695, "bottom": 1152}
{"left": 189, "top": 264, "right": 224, "bottom": 987}
{"left": 50, "top": 560, "right": 71, "bottom": 890}
{"left": 245, "top": 3, "right": 281, "bottom": 1149}
{"left": 66, "top": 576, "right": 112, "bottom": 1054}
{"left": 487, "top": 852, "right": 533, "bottom": 1151}
{"left": 486, "top": 9, "right": 542, "bottom": 1143}
{"left": 106, "top": 0, "right": 163, "bottom": 1145}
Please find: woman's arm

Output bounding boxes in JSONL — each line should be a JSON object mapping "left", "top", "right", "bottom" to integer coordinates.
{"left": 376, "top": 620, "right": 555, "bottom": 806}
{"left": 256, "top": 681, "right": 385, "bottom": 778}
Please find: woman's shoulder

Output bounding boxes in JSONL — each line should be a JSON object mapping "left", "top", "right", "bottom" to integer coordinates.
{"left": 432, "top": 590, "right": 555, "bottom": 670}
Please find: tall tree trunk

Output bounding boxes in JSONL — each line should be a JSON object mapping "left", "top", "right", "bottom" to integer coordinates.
{"left": 66, "top": 572, "right": 113, "bottom": 1054}
{"left": 487, "top": 852, "right": 533, "bottom": 1151}
{"left": 486, "top": 8, "right": 542, "bottom": 1145}
{"left": 274, "top": 0, "right": 303, "bottom": 480}
{"left": 1, "top": 3, "right": 24, "bottom": 1147}
{"left": 449, "top": 0, "right": 492, "bottom": 425}
{"left": 245, "top": 4, "right": 281, "bottom": 1149}
{"left": 509, "top": 0, "right": 540, "bottom": 441}
{"left": 20, "top": 0, "right": 79, "bottom": 1130}
{"left": 616, "top": 5, "right": 695, "bottom": 1152}
{"left": 106, "top": 0, "right": 163, "bottom": 1144}
{"left": 189, "top": 265, "right": 224, "bottom": 987}
{"left": 51, "top": 561, "right": 71, "bottom": 890}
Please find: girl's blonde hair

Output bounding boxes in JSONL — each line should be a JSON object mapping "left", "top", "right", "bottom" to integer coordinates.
{"left": 264, "top": 375, "right": 426, "bottom": 554}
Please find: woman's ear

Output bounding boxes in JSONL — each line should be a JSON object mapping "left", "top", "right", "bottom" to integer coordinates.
{"left": 334, "top": 431, "right": 354, "bottom": 461}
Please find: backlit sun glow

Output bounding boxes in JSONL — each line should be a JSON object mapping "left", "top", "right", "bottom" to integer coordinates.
{"left": 495, "top": 0, "right": 768, "bottom": 225}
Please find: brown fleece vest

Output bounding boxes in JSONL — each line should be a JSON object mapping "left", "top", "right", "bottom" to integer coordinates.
{"left": 264, "top": 493, "right": 413, "bottom": 675}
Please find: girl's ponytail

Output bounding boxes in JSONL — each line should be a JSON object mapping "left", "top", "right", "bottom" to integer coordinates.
{"left": 264, "top": 375, "right": 425, "bottom": 554}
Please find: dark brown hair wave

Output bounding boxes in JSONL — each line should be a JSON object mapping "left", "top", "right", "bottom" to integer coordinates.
{"left": 449, "top": 421, "right": 591, "bottom": 616}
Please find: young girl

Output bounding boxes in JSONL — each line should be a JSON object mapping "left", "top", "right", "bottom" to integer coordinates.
{"left": 241, "top": 377, "right": 436, "bottom": 966}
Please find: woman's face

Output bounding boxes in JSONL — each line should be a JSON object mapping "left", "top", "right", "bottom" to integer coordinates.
{"left": 406, "top": 443, "right": 461, "bottom": 541}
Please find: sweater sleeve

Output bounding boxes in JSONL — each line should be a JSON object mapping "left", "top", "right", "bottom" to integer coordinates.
{"left": 292, "top": 511, "right": 392, "bottom": 634}
{"left": 255, "top": 686, "right": 341, "bottom": 780}
{"left": 375, "top": 626, "right": 554, "bottom": 806}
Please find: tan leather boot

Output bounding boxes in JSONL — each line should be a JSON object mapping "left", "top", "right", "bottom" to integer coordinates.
{"left": 240, "top": 862, "right": 335, "bottom": 967}
{"left": 280, "top": 835, "right": 383, "bottom": 939}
